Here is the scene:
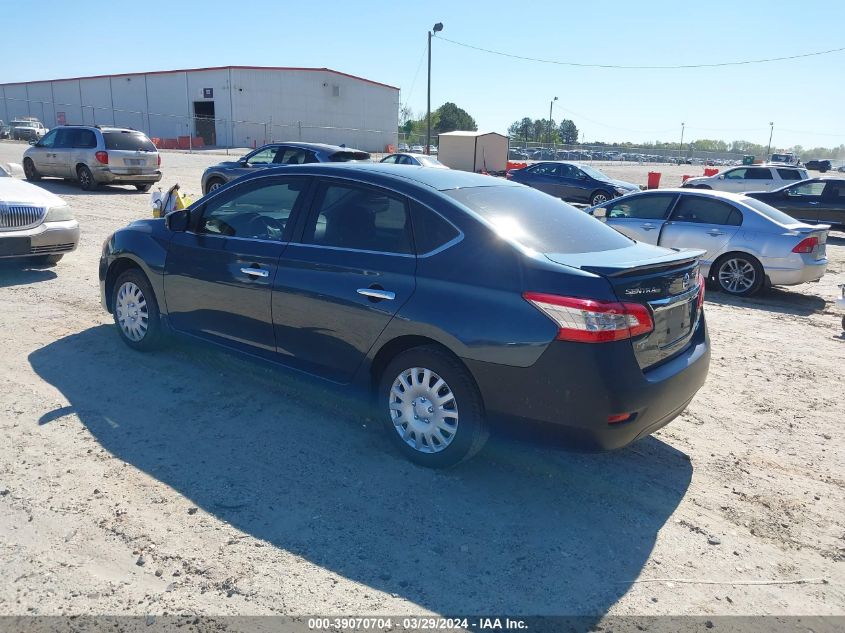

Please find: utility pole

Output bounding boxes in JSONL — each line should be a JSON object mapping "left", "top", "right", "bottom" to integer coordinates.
{"left": 766, "top": 122, "right": 774, "bottom": 158}
{"left": 426, "top": 22, "right": 443, "bottom": 156}
{"left": 548, "top": 96, "right": 557, "bottom": 145}
{"left": 678, "top": 122, "right": 685, "bottom": 164}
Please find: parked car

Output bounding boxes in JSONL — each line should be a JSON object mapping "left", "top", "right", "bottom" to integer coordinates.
{"left": 10, "top": 118, "right": 48, "bottom": 142}
{"left": 508, "top": 149, "right": 529, "bottom": 160}
{"left": 0, "top": 120, "right": 9, "bottom": 139}
{"left": 770, "top": 152, "right": 800, "bottom": 166}
{"left": 804, "top": 159, "right": 831, "bottom": 173}
{"left": 427, "top": 145, "right": 438, "bottom": 155}
{"left": 745, "top": 178, "right": 845, "bottom": 229}
{"left": 588, "top": 189, "right": 828, "bottom": 296}
{"left": 24, "top": 126, "right": 161, "bottom": 192}
{"left": 380, "top": 153, "right": 448, "bottom": 168}
{"left": 100, "top": 164, "right": 710, "bottom": 467}
{"left": 201, "top": 142, "right": 370, "bottom": 194}
{"left": 0, "top": 173, "right": 79, "bottom": 264}
{"left": 397, "top": 143, "right": 410, "bottom": 152}
{"left": 682, "top": 165, "right": 809, "bottom": 193}
{"left": 507, "top": 161, "right": 640, "bottom": 205}
{"left": 410, "top": 145, "right": 425, "bottom": 153}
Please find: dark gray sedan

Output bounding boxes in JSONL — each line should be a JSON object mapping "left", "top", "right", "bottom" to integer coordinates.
{"left": 201, "top": 142, "right": 369, "bottom": 194}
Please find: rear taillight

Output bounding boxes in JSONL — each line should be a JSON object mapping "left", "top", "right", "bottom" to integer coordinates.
{"left": 792, "top": 236, "right": 819, "bottom": 254}
{"left": 95, "top": 151, "right": 108, "bottom": 164}
{"left": 157, "top": 154, "right": 161, "bottom": 167}
{"left": 523, "top": 292, "right": 654, "bottom": 343}
{"left": 697, "top": 272, "right": 705, "bottom": 309}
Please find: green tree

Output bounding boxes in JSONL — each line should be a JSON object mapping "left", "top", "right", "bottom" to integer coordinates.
{"left": 558, "top": 119, "right": 579, "bottom": 144}
{"left": 507, "top": 117, "right": 534, "bottom": 141}
{"left": 434, "top": 102, "right": 477, "bottom": 135}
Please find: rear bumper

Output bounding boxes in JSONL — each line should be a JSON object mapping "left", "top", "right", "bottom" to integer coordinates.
{"left": 0, "top": 220, "right": 80, "bottom": 259}
{"left": 765, "top": 259, "right": 827, "bottom": 286}
{"left": 93, "top": 167, "right": 162, "bottom": 185}
{"left": 464, "top": 316, "right": 710, "bottom": 450}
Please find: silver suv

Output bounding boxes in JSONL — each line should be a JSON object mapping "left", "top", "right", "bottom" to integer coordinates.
{"left": 23, "top": 126, "right": 162, "bottom": 192}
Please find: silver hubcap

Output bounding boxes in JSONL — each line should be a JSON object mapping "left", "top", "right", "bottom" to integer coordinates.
{"left": 718, "top": 258, "right": 755, "bottom": 294}
{"left": 79, "top": 170, "right": 90, "bottom": 186}
{"left": 389, "top": 367, "right": 459, "bottom": 454}
{"left": 115, "top": 281, "right": 149, "bottom": 342}
{"left": 210, "top": 181, "right": 222, "bottom": 191}
{"left": 593, "top": 193, "right": 608, "bottom": 204}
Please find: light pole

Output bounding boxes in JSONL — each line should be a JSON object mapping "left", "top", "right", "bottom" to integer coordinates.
{"left": 678, "top": 122, "right": 685, "bottom": 164}
{"left": 426, "top": 22, "right": 443, "bottom": 156}
{"left": 766, "top": 122, "right": 774, "bottom": 158}
{"left": 548, "top": 96, "right": 558, "bottom": 145}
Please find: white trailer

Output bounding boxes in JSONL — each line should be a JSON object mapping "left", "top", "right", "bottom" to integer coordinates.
{"left": 437, "top": 131, "right": 508, "bottom": 173}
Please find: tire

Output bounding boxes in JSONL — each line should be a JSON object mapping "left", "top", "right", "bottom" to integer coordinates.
{"left": 135, "top": 184, "right": 152, "bottom": 193}
{"left": 820, "top": 167, "right": 828, "bottom": 173}
{"left": 696, "top": 184, "right": 712, "bottom": 190}
{"left": 713, "top": 254, "right": 764, "bottom": 297}
{"left": 378, "top": 345, "right": 488, "bottom": 468}
{"left": 589, "top": 190, "right": 613, "bottom": 206}
{"left": 77, "top": 165, "right": 98, "bottom": 191}
{"left": 31, "top": 254, "right": 63, "bottom": 266}
{"left": 23, "top": 158, "right": 40, "bottom": 181}
{"left": 111, "top": 268, "right": 165, "bottom": 351}
{"left": 205, "top": 177, "right": 225, "bottom": 195}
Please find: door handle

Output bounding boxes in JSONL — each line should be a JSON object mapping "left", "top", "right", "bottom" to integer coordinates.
{"left": 808, "top": 201, "right": 819, "bottom": 205}
{"left": 357, "top": 288, "right": 395, "bottom": 301}
{"left": 640, "top": 223, "right": 657, "bottom": 230}
{"left": 707, "top": 230, "right": 726, "bottom": 236}
{"left": 240, "top": 267, "right": 269, "bottom": 278}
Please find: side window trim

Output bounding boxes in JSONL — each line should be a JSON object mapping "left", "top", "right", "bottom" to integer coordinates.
{"left": 295, "top": 177, "right": 416, "bottom": 257}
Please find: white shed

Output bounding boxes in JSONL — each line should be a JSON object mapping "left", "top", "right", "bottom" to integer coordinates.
{"left": 437, "top": 131, "right": 509, "bottom": 173}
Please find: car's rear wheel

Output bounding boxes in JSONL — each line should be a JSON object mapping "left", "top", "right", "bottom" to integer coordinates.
{"left": 379, "top": 346, "right": 488, "bottom": 468}
{"left": 713, "top": 254, "right": 763, "bottom": 297}
{"left": 112, "top": 269, "right": 165, "bottom": 351}
{"left": 590, "top": 190, "right": 613, "bottom": 206}
{"left": 205, "top": 177, "right": 225, "bottom": 194}
{"left": 23, "top": 158, "right": 40, "bottom": 181}
{"left": 696, "top": 184, "right": 712, "bottom": 189}
{"left": 135, "top": 184, "right": 152, "bottom": 192}
{"left": 77, "top": 165, "right": 98, "bottom": 191}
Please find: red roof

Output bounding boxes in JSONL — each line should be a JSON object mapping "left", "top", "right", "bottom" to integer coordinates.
{"left": 1, "top": 66, "right": 399, "bottom": 91}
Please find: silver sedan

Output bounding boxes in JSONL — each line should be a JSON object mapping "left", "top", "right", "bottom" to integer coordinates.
{"left": 587, "top": 188, "right": 828, "bottom": 296}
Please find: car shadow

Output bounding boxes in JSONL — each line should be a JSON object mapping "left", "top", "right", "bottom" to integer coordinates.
{"left": 0, "top": 260, "right": 58, "bottom": 287}
{"left": 29, "top": 326, "right": 692, "bottom": 617}
{"left": 29, "top": 179, "right": 145, "bottom": 196}
{"left": 705, "top": 285, "right": 828, "bottom": 317}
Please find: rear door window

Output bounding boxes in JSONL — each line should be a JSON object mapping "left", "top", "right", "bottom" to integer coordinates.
{"left": 606, "top": 194, "right": 676, "bottom": 220}
{"left": 527, "top": 163, "right": 560, "bottom": 177}
{"left": 302, "top": 183, "right": 413, "bottom": 254}
{"left": 671, "top": 196, "right": 742, "bottom": 226}
{"left": 746, "top": 167, "right": 773, "bottom": 180}
{"left": 73, "top": 129, "right": 97, "bottom": 148}
{"left": 103, "top": 132, "right": 156, "bottom": 151}
{"left": 822, "top": 183, "right": 845, "bottom": 200}
{"left": 777, "top": 169, "right": 802, "bottom": 180}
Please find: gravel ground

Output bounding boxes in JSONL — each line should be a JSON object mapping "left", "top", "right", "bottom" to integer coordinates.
{"left": 0, "top": 142, "right": 843, "bottom": 618}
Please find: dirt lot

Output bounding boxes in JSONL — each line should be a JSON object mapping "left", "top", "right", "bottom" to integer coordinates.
{"left": 0, "top": 141, "right": 843, "bottom": 619}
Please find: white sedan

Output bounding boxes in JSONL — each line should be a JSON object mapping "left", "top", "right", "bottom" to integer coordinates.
{"left": 0, "top": 172, "right": 78, "bottom": 265}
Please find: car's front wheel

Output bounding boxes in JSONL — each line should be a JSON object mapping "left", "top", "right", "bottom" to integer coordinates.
{"left": 590, "top": 190, "right": 613, "bottom": 206}
{"left": 714, "top": 254, "right": 763, "bottom": 297}
{"left": 205, "top": 177, "right": 225, "bottom": 195}
{"left": 112, "top": 268, "right": 165, "bottom": 351}
{"left": 135, "top": 184, "right": 152, "bottom": 192}
{"left": 23, "top": 158, "right": 40, "bottom": 181}
{"left": 31, "top": 254, "right": 63, "bottom": 266}
{"left": 379, "top": 346, "right": 488, "bottom": 468}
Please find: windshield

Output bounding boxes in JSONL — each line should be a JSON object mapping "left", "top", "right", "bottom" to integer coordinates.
{"left": 445, "top": 185, "right": 633, "bottom": 254}
{"left": 578, "top": 164, "right": 610, "bottom": 180}
{"left": 103, "top": 132, "right": 156, "bottom": 151}
{"left": 742, "top": 198, "right": 805, "bottom": 226}
{"left": 11, "top": 121, "right": 34, "bottom": 128}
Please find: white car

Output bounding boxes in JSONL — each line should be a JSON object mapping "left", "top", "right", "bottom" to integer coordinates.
{"left": 0, "top": 175, "right": 78, "bottom": 264}
{"left": 683, "top": 164, "right": 809, "bottom": 193}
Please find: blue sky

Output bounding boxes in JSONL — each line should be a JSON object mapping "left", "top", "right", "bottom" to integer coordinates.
{"left": 3, "top": 0, "right": 844, "bottom": 149}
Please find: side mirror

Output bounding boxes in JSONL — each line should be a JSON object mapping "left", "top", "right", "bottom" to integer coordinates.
{"left": 29, "top": 140, "right": 37, "bottom": 146}
{"left": 165, "top": 209, "right": 189, "bottom": 232}
{"left": 593, "top": 207, "right": 608, "bottom": 219}
{"left": 718, "top": 174, "right": 724, "bottom": 179}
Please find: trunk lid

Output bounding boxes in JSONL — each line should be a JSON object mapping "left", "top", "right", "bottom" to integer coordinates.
{"left": 545, "top": 244, "right": 705, "bottom": 369}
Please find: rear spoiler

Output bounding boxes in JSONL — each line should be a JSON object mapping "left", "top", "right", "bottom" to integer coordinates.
{"left": 581, "top": 249, "right": 704, "bottom": 278}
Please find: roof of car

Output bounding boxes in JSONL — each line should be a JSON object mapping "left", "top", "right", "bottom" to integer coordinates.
{"left": 263, "top": 141, "right": 369, "bottom": 154}
{"left": 246, "top": 163, "right": 517, "bottom": 191}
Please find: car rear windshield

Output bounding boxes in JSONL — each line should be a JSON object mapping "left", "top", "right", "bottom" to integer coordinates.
{"left": 103, "top": 132, "right": 156, "bottom": 151}
{"left": 328, "top": 150, "right": 370, "bottom": 162}
{"left": 445, "top": 185, "right": 633, "bottom": 254}
{"left": 742, "top": 198, "right": 804, "bottom": 226}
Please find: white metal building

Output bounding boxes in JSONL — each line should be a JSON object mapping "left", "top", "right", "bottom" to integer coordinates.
{"left": 437, "top": 131, "right": 509, "bottom": 173}
{"left": 0, "top": 66, "right": 399, "bottom": 152}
